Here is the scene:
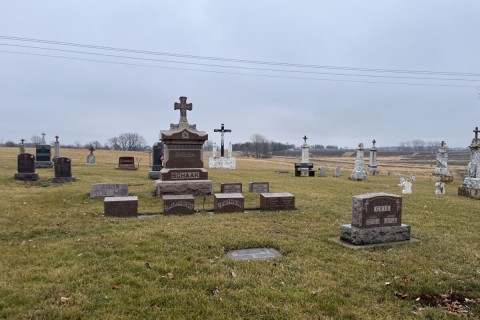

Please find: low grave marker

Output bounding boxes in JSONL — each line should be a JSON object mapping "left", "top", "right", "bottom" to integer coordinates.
{"left": 90, "top": 183, "right": 128, "bottom": 198}
{"left": 260, "top": 192, "right": 295, "bottom": 211}
{"left": 248, "top": 182, "right": 269, "bottom": 193}
{"left": 214, "top": 193, "right": 244, "bottom": 213}
{"left": 104, "top": 196, "right": 138, "bottom": 217}
{"left": 116, "top": 157, "right": 137, "bottom": 170}
{"left": 162, "top": 195, "right": 195, "bottom": 215}
{"left": 220, "top": 183, "right": 242, "bottom": 193}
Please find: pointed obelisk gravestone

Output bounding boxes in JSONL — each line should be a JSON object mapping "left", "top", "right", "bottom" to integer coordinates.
{"left": 209, "top": 123, "right": 236, "bottom": 169}
{"left": 155, "top": 96, "right": 213, "bottom": 196}
{"left": 458, "top": 127, "right": 480, "bottom": 199}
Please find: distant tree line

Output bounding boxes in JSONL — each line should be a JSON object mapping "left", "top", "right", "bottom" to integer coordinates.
{"left": 398, "top": 140, "right": 442, "bottom": 152}
{"left": 231, "top": 134, "right": 295, "bottom": 159}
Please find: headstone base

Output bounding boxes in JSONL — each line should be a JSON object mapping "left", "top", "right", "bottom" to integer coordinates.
{"left": 14, "top": 172, "right": 39, "bottom": 181}
{"left": 104, "top": 196, "right": 138, "bottom": 217}
{"left": 155, "top": 180, "right": 213, "bottom": 196}
{"left": 209, "top": 157, "right": 236, "bottom": 169}
{"left": 458, "top": 185, "right": 480, "bottom": 200}
{"left": 148, "top": 171, "right": 161, "bottom": 180}
{"left": 35, "top": 161, "right": 53, "bottom": 168}
{"left": 160, "top": 168, "right": 208, "bottom": 181}
{"left": 52, "top": 176, "right": 76, "bottom": 183}
{"left": 116, "top": 165, "right": 137, "bottom": 170}
{"left": 340, "top": 224, "right": 411, "bottom": 245}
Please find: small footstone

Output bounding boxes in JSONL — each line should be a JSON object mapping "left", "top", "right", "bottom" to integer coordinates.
{"left": 226, "top": 248, "right": 282, "bottom": 261}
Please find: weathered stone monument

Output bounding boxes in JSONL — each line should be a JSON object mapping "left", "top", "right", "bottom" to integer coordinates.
{"left": 294, "top": 135, "right": 315, "bottom": 177}
{"left": 458, "top": 127, "right": 480, "bottom": 199}
{"left": 14, "top": 153, "right": 38, "bottom": 181}
{"left": 19, "top": 139, "right": 25, "bottom": 154}
{"left": 209, "top": 123, "right": 236, "bottom": 169}
{"left": 35, "top": 132, "right": 53, "bottom": 168}
{"left": 90, "top": 183, "right": 128, "bottom": 198}
{"left": 368, "top": 139, "right": 378, "bottom": 175}
{"left": 155, "top": 96, "right": 213, "bottom": 195}
{"left": 148, "top": 141, "right": 164, "bottom": 179}
{"left": 400, "top": 178, "right": 412, "bottom": 194}
{"left": 87, "top": 146, "right": 96, "bottom": 165}
{"left": 334, "top": 167, "right": 342, "bottom": 177}
{"left": 52, "top": 157, "right": 75, "bottom": 183}
{"left": 116, "top": 156, "right": 137, "bottom": 170}
{"left": 340, "top": 193, "right": 411, "bottom": 245}
{"left": 435, "top": 182, "right": 446, "bottom": 195}
{"left": 433, "top": 141, "right": 453, "bottom": 182}
{"left": 349, "top": 143, "right": 367, "bottom": 181}
{"left": 318, "top": 167, "right": 326, "bottom": 177}
{"left": 53, "top": 136, "right": 60, "bottom": 159}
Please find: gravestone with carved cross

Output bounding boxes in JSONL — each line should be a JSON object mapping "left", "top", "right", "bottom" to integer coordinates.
{"left": 294, "top": 135, "right": 314, "bottom": 176}
{"left": 213, "top": 123, "right": 231, "bottom": 157}
{"left": 459, "top": 126, "right": 480, "bottom": 199}
{"left": 368, "top": 139, "right": 378, "bottom": 175}
{"left": 209, "top": 123, "right": 236, "bottom": 169}
{"left": 156, "top": 96, "right": 212, "bottom": 196}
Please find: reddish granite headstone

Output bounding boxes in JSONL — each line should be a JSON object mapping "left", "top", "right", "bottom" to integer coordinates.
{"left": 104, "top": 196, "right": 138, "bottom": 217}
{"left": 162, "top": 195, "right": 195, "bottom": 215}
{"left": 53, "top": 157, "right": 75, "bottom": 182}
{"left": 220, "top": 183, "right": 242, "bottom": 193}
{"left": 117, "top": 157, "right": 137, "bottom": 170}
{"left": 214, "top": 193, "right": 244, "bottom": 213}
{"left": 14, "top": 153, "right": 38, "bottom": 181}
{"left": 260, "top": 193, "right": 295, "bottom": 211}
{"left": 249, "top": 182, "right": 269, "bottom": 193}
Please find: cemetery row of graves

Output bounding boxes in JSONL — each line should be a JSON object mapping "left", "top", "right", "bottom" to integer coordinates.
{"left": 2, "top": 97, "right": 479, "bottom": 318}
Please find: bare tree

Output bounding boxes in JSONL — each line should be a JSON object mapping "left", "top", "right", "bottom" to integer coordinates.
{"left": 108, "top": 132, "right": 147, "bottom": 151}
{"left": 250, "top": 133, "right": 271, "bottom": 159}
{"left": 85, "top": 140, "right": 103, "bottom": 149}
{"left": 30, "top": 135, "right": 42, "bottom": 144}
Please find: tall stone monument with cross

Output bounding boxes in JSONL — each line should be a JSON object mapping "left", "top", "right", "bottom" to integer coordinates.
{"left": 368, "top": 139, "right": 378, "bottom": 175}
{"left": 155, "top": 96, "right": 213, "bottom": 195}
{"left": 209, "top": 123, "right": 236, "bottom": 169}
{"left": 349, "top": 143, "right": 367, "bottom": 181}
{"left": 458, "top": 126, "right": 480, "bottom": 199}
{"left": 433, "top": 141, "right": 453, "bottom": 182}
{"left": 294, "top": 135, "right": 315, "bottom": 176}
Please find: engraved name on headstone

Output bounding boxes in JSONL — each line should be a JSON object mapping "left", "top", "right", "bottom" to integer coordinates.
{"left": 260, "top": 192, "right": 295, "bottom": 211}
{"left": 220, "top": 183, "right": 242, "bottom": 193}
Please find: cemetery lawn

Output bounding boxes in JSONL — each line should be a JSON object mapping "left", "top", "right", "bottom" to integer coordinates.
{"left": 0, "top": 147, "right": 479, "bottom": 320}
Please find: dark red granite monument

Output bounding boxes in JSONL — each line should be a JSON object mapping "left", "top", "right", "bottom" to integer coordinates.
{"left": 155, "top": 96, "right": 213, "bottom": 195}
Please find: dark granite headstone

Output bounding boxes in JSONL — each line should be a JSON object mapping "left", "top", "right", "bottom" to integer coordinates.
{"left": 35, "top": 145, "right": 53, "bottom": 168}
{"left": 260, "top": 193, "right": 295, "bottom": 211}
{"left": 340, "top": 193, "right": 411, "bottom": 245}
{"left": 294, "top": 163, "right": 315, "bottom": 177}
{"left": 104, "top": 196, "right": 138, "bottom": 217}
{"left": 116, "top": 157, "right": 137, "bottom": 170}
{"left": 214, "top": 193, "right": 244, "bottom": 213}
{"left": 162, "top": 195, "right": 195, "bottom": 215}
{"left": 220, "top": 183, "right": 242, "bottom": 193}
{"left": 248, "top": 182, "right": 269, "bottom": 193}
{"left": 14, "top": 153, "right": 38, "bottom": 181}
{"left": 53, "top": 157, "right": 75, "bottom": 183}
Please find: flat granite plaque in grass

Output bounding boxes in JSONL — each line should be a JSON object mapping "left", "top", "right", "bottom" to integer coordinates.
{"left": 248, "top": 182, "right": 269, "bottom": 193}
{"left": 214, "top": 193, "right": 244, "bottom": 213}
{"left": 162, "top": 194, "right": 195, "bottom": 215}
{"left": 226, "top": 248, "right": 282, "bottom": 261}
{"left": 260, "top": 192, "right": 295, "bottom": 211}
{"left": 104, "top": 196, "right": 138, "bottom": 217}
{"left": 90, "top": 183, "right": 128, "bottom": 199}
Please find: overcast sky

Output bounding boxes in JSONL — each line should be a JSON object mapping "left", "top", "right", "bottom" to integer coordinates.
{"left": 1, "top": 1, "right": 480, "bottom": 149}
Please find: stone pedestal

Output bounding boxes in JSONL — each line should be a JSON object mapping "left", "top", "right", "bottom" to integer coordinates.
{"left": 214, "top": 193, "right": 244, "bottom": 213}
{"left": 350, "top": 143, "right": 367, "bottom": 181}
{"left": 162, "top": 195, "right": 195, "bottom": 215}
{"left": 156, "top": 180, "right": 213, "bottom": 196}
{"left": 294, "top": 163, "right": 315, "bottom": 177}
{"left": 340, "top": 224, "right": 411, "bottom": 245}
{"left": 104, "top": 196, "right": 138, "bottom": 217}
{"left": 14, "top": 172, "right": 39, "bottom": 181}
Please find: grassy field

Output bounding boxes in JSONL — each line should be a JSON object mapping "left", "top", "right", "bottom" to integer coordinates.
{"left": 0, "top": 147, "right": 479, "bottom": 319}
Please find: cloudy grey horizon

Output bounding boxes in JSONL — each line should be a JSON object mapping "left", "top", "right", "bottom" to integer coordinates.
{"left": 1, "top": 1, "right": 480, "bottom": 149}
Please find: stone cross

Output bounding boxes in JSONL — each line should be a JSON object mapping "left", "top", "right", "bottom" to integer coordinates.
{"left": 89, "top": 146, "right": 95, "bottom": 154}
{"left": 174, "top": 96, "right": 192, "bottom": 124}
{"left": 303, "top": 135, "right": 308, "bottom": 143}
{"left": 21, "top": 138, "right": 25, "bottom": 144}
{"left": 55, "top": 135, "right": 59, "bottom": 142}
{"left": 372, "top": 139, "right": 376, "bottom": 147}
{"left": 474, "top": 127, "right": 479, "bottom": 139}
{"left": 214, "top": 123, "right": 232, "bottom": 157}
{"left": 40, "top": 132, "right": 46, "bottom": 145}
